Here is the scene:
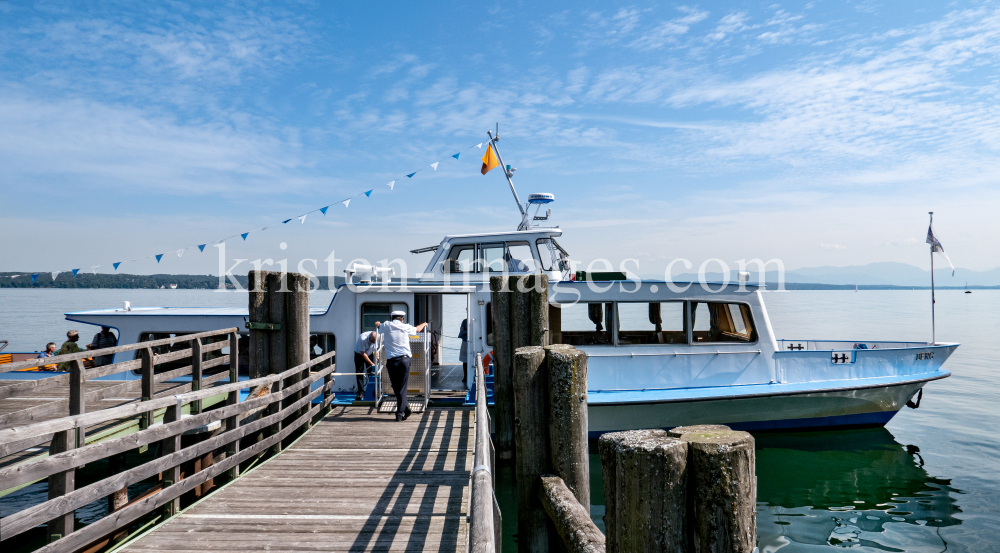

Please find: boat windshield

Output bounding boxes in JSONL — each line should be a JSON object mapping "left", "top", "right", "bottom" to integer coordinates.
{"left": 536, "top": 238, "right": 563, "bottom": 271}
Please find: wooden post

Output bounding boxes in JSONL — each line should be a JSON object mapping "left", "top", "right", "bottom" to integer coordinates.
{"left": 489, "top": 276, "right": 514, "bottom": 461}
{"left": 191, "top": 338, "right": 203, "bottom": 414}
{"left": 46, "top": 429, "right": 75, "bottom": 541}
{"left": 286, "top": 272, "right": 311, "bottom": 423}
{"left": 226, "top": 331, "right": 240, "bottom": 479}
{"left": 69, "top": 359, "right": 86, "bottom": 447}
{"left": 510, "top": 276, "right": 531, "bottom": 352}
{"left": 526, "top": 275, "right": 549, "bottom": 347}
{"left": 540, "top": 475, "right": 606, "bottom": 553}
{"left": 248, "top": 269, "right": 270, "bottom": 379}
{"left": 598, "top": 429, "right": 688, "bottom": 553}
{"left": 513, "top": 345, "right": 552, "bottom": 552}
{"left": 267, "top": 271, "right": 288, "bottom": 377}
{"left": 673, "top": 428, "right": 756, "bottom": 553}
{"left": 161, "top": 403, "right": 181, "bottom": 517}
{"left": 140, "top": 347, "right": 154, "bottom": 430}
{"left": 545, "top": 345, "right": 589, "bottom": 508}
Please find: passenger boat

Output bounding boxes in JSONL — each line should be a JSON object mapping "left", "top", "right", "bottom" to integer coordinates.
{"left": 50, "top": 134, "right": 958, "bottom": 435}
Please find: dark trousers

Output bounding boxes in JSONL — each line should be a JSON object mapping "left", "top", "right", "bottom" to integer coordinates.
{"left": 386, "top": 356, "right": 411, "bottom": 418}
{"left": 354, "top": 353, "right": 371, "bottom": 399}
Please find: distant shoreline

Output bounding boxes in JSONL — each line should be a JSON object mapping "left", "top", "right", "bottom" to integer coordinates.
{"left": 0, "top": 273, "right": 994, "bottom": 290}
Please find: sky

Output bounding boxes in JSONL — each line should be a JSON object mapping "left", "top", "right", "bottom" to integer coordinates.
{"left": 1, "top": 0, "right": 999, "bottom": 280}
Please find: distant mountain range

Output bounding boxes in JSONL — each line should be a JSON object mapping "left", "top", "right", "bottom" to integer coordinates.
{"left": 669, "top": 262, "right": 1000, "bottom": 288}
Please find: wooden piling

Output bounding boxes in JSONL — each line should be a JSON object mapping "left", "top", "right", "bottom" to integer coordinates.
{"left": 248, "top": 270, "right": 270, "bottom": 379}
{"left": 513, "top": 345, "right": 551, "bottom": 552}
{"left": 266, "top": 271, "right": 288, "bottom": 376}
{"left": 674, "top": 429, "right": 756, "bottom": 553}
{"left": 540, "top": 475, "right": 606, "bottom": 553}
{"left": 489, "top": 276, "right": 514, "bottom": 461}
{"left": 599, "top": 429, "right": 688, "bottom": 553}
{"left": 286, "top": 272, "right": 311, "bottom": 422}
{"left": 545, "top": 344, "right": 589, "bottom": 508}
{"left": 527, "top": 275, "right": 549, "bottom": 347}
{"left": 46, "top": 429, "right": 74, "bottom": 541}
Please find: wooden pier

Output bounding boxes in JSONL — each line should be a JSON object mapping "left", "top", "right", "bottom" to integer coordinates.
{"left": 117, "top": 405, "right": 474, "bottom": 552}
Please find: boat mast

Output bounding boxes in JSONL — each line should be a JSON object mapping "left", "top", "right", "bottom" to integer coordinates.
{"left": 487, "top": 124, "right": 531, "bottom": 230}
{"left": 929, "top": 211, "right": 936, "bottom": 345}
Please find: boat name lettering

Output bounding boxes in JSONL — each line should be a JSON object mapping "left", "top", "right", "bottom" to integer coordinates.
{"left": 915, "top": 352, "right": 934, "bottom": 360}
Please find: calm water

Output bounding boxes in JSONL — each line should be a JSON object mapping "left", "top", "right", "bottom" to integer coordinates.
{"left": 1, "top": 289, "right": 998, "bottom": 551}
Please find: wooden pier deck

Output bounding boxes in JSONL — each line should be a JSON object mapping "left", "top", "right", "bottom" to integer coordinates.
{"left": 119, "top": 405, "right": 475, "bottom": 553}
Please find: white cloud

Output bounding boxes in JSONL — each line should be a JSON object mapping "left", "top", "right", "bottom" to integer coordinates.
{"left": 628, "top": 7, "right": 710, "bottom": 50}
{"left": 820, "top": 243, "right": 848, "bottom": 250}
{"left": 708, "top": 12, "right": 750, "bottom": 41}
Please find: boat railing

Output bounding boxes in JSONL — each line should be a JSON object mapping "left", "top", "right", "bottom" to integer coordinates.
{"left": 0, "top": 328, "right": 241, "bottom": 436}
{"left": 468, "top": 352, "right": 501, "bottom": 553}
{"left": 0, "top": 344, "right": 336, "bottom": 552}
{"left": 587, "top": 349, "right": 762, "bottom": 357}
{"left": 777, "top": 339, "right": 939, "bottom": 351}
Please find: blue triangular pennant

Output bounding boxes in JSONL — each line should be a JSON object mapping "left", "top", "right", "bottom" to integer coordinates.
{"left": 198, "top": 244, "right": 206, "bottom": 252}
{"left": 406, "top": 172, "right": 416, "bottom": 178}
{"left": 113, "top": 262, "right": 121, "bottom": 270}
{"left": 365, "top": 190, "right": 372, "bottom": 197}
{"left": 31, "top": 273, "right": 39, "bottom": 283}
{"left": 72, "top": 268, "right": 80, "bottom": 277}
{"left": 320, "top": 206, "right": 329, "bottom": 215}
{"left": 283, "top": 219, "right": 292, "bottom": 224}
{"left": 241, "top": 232, "right": 249, "bottom": 241}
{"left": 155, "top": 254, "right": 163, "bottom": 263}
{"left": 452, "top": 153, "right": 460, "bottom": 160}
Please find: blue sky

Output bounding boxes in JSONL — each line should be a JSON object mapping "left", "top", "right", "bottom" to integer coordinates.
{"left": 1, "top": 0, "right": 998, "bottom": 278}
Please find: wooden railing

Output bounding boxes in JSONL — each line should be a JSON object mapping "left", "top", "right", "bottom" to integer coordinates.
{"left": 0, "top": 328, "right": 241, "bottom": 436}
{"left": 0, "top": 347, "right": 336, "bottom": 553}
{"left": 469, "top": 353, "right": 500, "bottom": 553}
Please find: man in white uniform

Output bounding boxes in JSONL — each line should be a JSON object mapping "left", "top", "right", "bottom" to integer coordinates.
{"left": 378, "top": 311, "right": 429, "bottom": 421}
{"left": 354, "top": 328, "right": 379, "bottom": 400}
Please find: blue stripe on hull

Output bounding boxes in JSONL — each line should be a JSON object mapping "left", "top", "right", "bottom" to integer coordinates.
{"left": 586, "top": 409, "right": 899, "bottom": 439}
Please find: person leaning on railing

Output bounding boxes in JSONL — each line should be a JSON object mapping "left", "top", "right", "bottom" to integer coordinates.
{"left": 89, "top": 326, "right": 118, "bottom": 366}
{"left": 377, "top": 311, "right": 429, "bottom": 422}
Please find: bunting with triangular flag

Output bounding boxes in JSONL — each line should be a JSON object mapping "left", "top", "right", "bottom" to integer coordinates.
{"left": 364, "top": 190, "right": 372, "bottom": 197}
{"left": 452, "top": 153, "right": 460, "bottom": 160}
{"left": 406, "top": 172, "right": 416, "bottom": 178}
{"left": 386, "top": 181, "right": 395, "bottom": 190}
{"left": 343, "top": 199, "right": 351, "bottom": 208}
{"left": 52, "top": 272, "right": 60, "bottom": 280}
{"left": 155, "top": 254, "right": 163, "bottom": 263}
{"left": 113, "top": 262, "right": 121, "bottom": 270}
{"left": 241, "top": 233, "right": 249, "bottom": 241}
{"left": 177, "top": 249, "right": 184, "bottom": 257}
{"left": 72, "top": 269, "right": 80, "bottom": 277}
{"left": 430, "top": 162, "right": 439, "bottom": 170}
{"left": 31, "top": 273, "right": 39, "bottom": 283}
{"left": 320, "top": 206, "right": 329, "bottom": 215}
{"left": 283, "top": 219, "right": 292, "bottom": 224}
{"left": 476, "top": 143, "right": 483, "bottom": 148}
{"left": 91, "top": 266, "right": 99, "bottom": 274}
{"left": 481, "top": 144, "right": 499, "bottom": 175}
{"left": 198, "top": 245, "right": 206, "bottom": 252}
{"left": 299, "top": 215, "right": 307, "bottom": 224}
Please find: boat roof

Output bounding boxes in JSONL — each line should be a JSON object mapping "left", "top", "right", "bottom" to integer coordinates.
{"left": 439, "top": 228, "right": 561, "bottom": 241}
{"left": 65, "top": 306, "right": 329, "bottom": 317}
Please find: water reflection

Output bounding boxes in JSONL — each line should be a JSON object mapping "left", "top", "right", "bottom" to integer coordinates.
{"left": 756, "top": 427, "right": 962, "bottom": 551}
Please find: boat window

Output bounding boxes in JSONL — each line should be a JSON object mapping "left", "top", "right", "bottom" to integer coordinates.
{"left": 310, "top": 333, "right": 335, "bottom": 361}
{"left": 361, "top": 303, "right": 409, "bottom": 332}
{"left": 536, "top": 239, "right": 558, "bottom": 271}
{"left": 690, "top": 302, "right": 757, "bottom": 343}
{"left": 506, "top": 241, "right": 537, "bottom": 272}
{"left": 445, "top": 244, "right": 476, "bottom": 273}
{"left": 481, "top": 243, "right": 506, "bottom": 272}
{"left": 617, "top": 302, "right": 686, "bottom": 345}
{"left": 556, "top": 302, "right": 614, "bottom": 346}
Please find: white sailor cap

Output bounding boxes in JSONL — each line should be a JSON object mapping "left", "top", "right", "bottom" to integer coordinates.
{"left": 391, "top": 310, "right": 406, "bottom": 318}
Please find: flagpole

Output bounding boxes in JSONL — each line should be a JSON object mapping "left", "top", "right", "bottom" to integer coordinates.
{"left": 929, "top": 211, "right": 936, "bottom": 345}
{"left": 487, "top": 125, "right": 529, "bottom": 229}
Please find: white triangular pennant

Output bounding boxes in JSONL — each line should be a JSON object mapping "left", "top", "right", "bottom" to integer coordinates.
{"left": 430, "top": 162, "right": 439, "bottom": 170}
{"left": 91, "top": 266, "right": 99, "bottom": 274}
{"left": 298, "top": 215, "right": 307, "bottom": 224}
{"left": 476, "top": 143, "right": 483, "bottom": 148}
{"left": 386, "top": 180, "right": 395, "bottom": 190}
{"left": 177, "top": 249, "right": 185, "bottom": 257}
{"left": 51, "top": 271, "right": 60, "bottom": 280}
{"left": 343, "top": 199, "right": 351, "bottom": 208}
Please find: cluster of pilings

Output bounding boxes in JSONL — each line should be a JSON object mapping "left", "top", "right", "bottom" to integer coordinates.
{"left": 490, "top": 274, "right": 757, "bottom": 553}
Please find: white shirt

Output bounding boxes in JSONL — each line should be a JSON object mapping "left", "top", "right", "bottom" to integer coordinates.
{"left": 378, "top": 319, "right": 417, "bottom": 359}
{"left": 354, "top": 331, "right": 377, "bottom": 355}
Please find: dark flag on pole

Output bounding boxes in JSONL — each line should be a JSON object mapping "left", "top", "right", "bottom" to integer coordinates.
{"left": 926, "top": 222, "right": 955, "bottom": 276}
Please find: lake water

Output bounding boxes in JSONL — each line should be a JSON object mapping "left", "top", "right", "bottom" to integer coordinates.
{"left": 1, "top": 288, "right": 998, "bottom": 551}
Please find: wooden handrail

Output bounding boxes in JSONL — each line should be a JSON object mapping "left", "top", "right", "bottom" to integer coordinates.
{"left": 469, "top": 353, "right": 500, "bottom": 553}
{"left": 0, "top": 347, "right": 338, "bottom": 549}
{"left": 0, "top": 327, "right": 238, "bottom": 373}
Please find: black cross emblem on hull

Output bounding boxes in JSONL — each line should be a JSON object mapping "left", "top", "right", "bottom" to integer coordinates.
{"left": 787, "top": 344, "right": 804, "bottom": 350}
